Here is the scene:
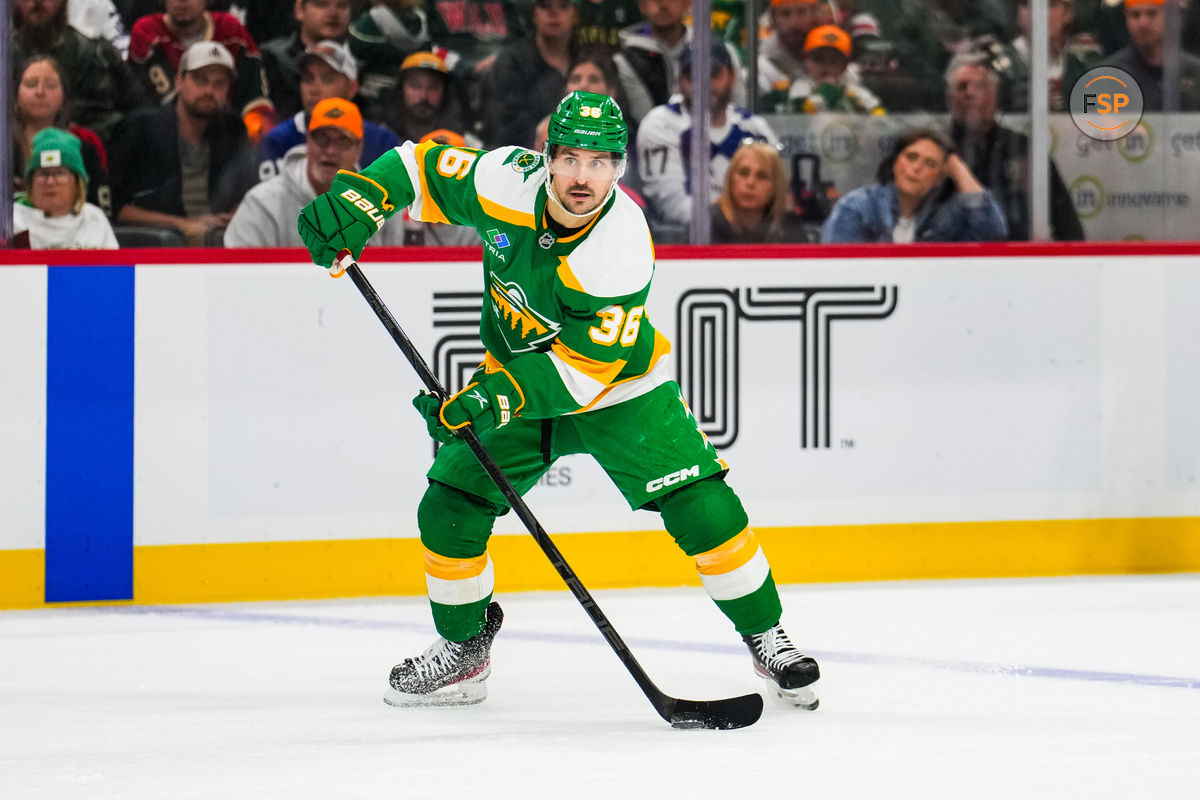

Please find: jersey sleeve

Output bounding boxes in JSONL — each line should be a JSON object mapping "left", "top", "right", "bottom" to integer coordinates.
{"left": 356, "top": 140, "right": 488, "bottom": 228}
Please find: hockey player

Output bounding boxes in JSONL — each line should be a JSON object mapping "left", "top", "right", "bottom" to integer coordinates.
{"left": 296, "top": 91, "right": 820, "bottom": 710}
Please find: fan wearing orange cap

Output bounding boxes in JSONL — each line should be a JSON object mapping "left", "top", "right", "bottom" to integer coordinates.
{"left": 1102, "top": 0, "right": 1200, "bottom": 110}
{"left": 785, "top": 25, "right": 884, "bottom": 114}
{"left": 224, "top": 98, "right": 409, "bottom": 248}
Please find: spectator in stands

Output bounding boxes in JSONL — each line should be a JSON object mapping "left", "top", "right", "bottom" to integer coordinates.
{"left": 1105, "top": 0, "right": 1200, "bottom": 111}
{"left": 576, "top": 0, "right": 642, "bottom": 54}
{"left": 710, "top": 141, "right": 806, "bottom": 244}
{"left": 12, "top": 0, "right": 144, "bottom": 143}
{"left": 225, "top": 98, "right": 407, "bottom": 248}
{"left": 348, "top": 0, "right": 442, "bottom": 116}
{"left": 12, "top": 128, "right": 118, "bottom": 249}
{"left": 636, "top": 43, "right": 778, "bottom": 231}
{"left": 945, "top": 53, "right": 1084, "bottom": 241}
{"left": 1012, "top": 0, "right": 1100, "bottom": 111}
{"left": 257, "top": 40, "right": 400, "bottom": 182}
{"left": 68, "top": 0, "right": 130, "bottom": 56}
{"left": 128, "top": 0, "right": 276, "bottom": 143}
{"left": 351, "top": 0, "right": 525, "bottom": 138}
{"left": 110, "top": 42, "right": 257, "bottom": 245}
{"left": 385, "top": 52, "right": 480, "bottom": 147}
{"left": 821, "top": 127, "right": 1006, "bottom": 243}
{"left": 758, "top": 0, "right": 818, "bottom": 106}
{"left": 261, "top": 0, "right": 353, "bottom": 119}
{"left": 613, "top": 0, "right": 744, "bottom": 127}
{"left": 489, "top": 0, "right": 579, "bottom": 148}
{"left": 785, "top": 24, "right": 885, "bottom": 113}
{"left": 11, "top": 56, "right": 113, "bottom": 217}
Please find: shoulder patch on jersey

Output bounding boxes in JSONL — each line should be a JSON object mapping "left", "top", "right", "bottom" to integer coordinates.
{"left": 559, "top": 193, "right": 654, "bottom": 298}
{"left": 476, "top": 147, "right": 543, "bottom": 229}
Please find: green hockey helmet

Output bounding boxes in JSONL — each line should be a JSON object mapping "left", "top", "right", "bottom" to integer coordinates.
{"left": 546, "top": 91, "right": 627, "bottom": 154}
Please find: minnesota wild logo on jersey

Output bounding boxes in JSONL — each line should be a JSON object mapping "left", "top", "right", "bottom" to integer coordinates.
{"left": 489, "top": 274, "right": 562, "bottom": 352}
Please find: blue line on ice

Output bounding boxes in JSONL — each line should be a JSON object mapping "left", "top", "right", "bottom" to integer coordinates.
{"left": 102, "top": 604, "right": 1200, "bottom": 691}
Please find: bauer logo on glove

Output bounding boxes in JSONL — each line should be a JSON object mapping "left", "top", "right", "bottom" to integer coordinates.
{"left": 338, "top": 188, "right": 387, "bottom": 231}
{"left": 437, "top": 369, "right": 525, "bottom": 435}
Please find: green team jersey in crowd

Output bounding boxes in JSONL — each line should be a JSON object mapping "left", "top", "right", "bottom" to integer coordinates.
{"left": 357, "top": 140, "right": 672, "bottom": 420}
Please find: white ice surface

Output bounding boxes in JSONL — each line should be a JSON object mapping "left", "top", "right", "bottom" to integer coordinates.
{"left": 2, "top": 575, "right": 1199, "bottom": 799}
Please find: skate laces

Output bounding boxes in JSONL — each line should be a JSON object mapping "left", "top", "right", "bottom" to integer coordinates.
{"left": 752, "top": 625, "right": 807, "bottom": 669}
{"left": 409, "top": 637, "right": 464, "bottom": 682}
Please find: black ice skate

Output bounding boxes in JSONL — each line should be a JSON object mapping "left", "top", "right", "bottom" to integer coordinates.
{"left": 743, "top": 624, "right": 820, "bottom": 710}
{"left": 384, "top": 602, "right": 504, "bottom": 708}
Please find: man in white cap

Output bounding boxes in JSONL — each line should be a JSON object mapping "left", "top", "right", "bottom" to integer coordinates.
{"left": 110, "top": 41, "right": 257, "bottom": 244}
{"left": 256, "top": 39, "right": 400, "bottom": 183}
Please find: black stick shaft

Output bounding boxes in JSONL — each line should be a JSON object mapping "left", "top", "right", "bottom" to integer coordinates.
{"left": 343, "top": 262, "right": 670, "bottom": 709}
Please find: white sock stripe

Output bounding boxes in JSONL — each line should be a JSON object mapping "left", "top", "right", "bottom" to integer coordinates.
{"left": 697, "top": 548, "right": 770, "bottom": 601}
{"left": 426, "top": 557, "right": 495, "bottom": 606}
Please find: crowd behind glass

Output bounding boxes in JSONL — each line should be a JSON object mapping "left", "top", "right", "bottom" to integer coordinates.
{"left": 7, "top": 0, "right": 1198, "bottom": 249}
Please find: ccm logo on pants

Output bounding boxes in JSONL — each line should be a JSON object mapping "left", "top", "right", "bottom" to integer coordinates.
{"left": 646, "top": 464, "right": 700, "bottom": 492}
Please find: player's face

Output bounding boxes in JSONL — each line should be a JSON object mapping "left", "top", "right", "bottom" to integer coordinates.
{"left": 566, "top": 62, "right": 612, "bottom": 96}
{"left": 548, "top": 146, "right": 621, "bottom": 215}
{"left": 1125, "top": 6, "right": 1163, "bottom": 49}
{"left": 18, "top": 60, "right": 65, "bottom": 124}
{"left": 166, "top": 0, "right": 206, "bottom": 26}
{"left": 306, "top": 126, "right": 362, "bottom": 193}
{"left": 176, "top": 65, "right": 232, "bottom": 117}
{"left": 295, "top": 0, "right": 351, "bottom": 41}
{"left": 300, "top": 60, "right": 356, "bottom": 114}
{"left": 803, "top": 48, "right": 847, "bottom": 85}
{"left": 947, "top": 65, "right": 997, "bottom": 129}
{"left": 771, "top": 3, "right": 816, "bottom": 53}
{"left": 729, "top": 152, "right": 774, "bottom": 213}
{"left": 402, "top": 71, "right": 445, "bottom": 119}
{"left": 892, "top": 138, "right": 946, "bottom": 203}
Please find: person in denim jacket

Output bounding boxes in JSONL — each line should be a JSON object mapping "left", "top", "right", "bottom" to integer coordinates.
{"left": 821, "top": 127, "right": 1006, "bottom": 243}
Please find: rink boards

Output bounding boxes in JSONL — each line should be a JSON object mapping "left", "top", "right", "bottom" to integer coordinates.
{"left": 2, "top": 243, "right": 1199, "bottom": 607}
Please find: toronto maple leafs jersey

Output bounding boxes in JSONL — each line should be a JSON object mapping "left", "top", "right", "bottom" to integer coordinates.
{"left": 359, "top": 141, "right": 673, "bottom": 418}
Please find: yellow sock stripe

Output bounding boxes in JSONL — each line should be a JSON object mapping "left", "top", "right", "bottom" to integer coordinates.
{"left": 698, "top": 548, "right": 771, "bottom": 601}
{"left": 425, "top": 551, "right": 495, "bottom": 606}
{"left": 423, "top": 548, "right": 489, "bottom": 580}
{"left": 695, "top": 528, "right": 758, "bottom": 575}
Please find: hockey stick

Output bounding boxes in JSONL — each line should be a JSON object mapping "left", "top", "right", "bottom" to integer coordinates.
{"left": 333, "top": 252, "right": 763, "bottom": 730}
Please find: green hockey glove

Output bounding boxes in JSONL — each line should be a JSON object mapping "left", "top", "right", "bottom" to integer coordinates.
{"left": 412, "top": 391, "right": 456, "bottom": 444}
{"left": 439, "top": 369, "right": 525, "bottom": 436}
{"left": 297, "top": 170, "right": 394, "bottom": 270}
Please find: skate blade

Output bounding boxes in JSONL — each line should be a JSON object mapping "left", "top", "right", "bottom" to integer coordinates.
{"left": 383, "top": 681, "right": 488, "bottom": 708}
{"left": 762, "top": 679, "right": 820, "bottom": 710}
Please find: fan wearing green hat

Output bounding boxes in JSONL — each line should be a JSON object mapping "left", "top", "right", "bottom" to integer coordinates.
{"left": 13, "top": 128, "right": 117, "bottom": 249}
{"left": 296, "top": 90, "right": 821, "bottom": 711}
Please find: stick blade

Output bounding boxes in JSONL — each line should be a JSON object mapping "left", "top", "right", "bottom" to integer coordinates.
{"left": 664, "top": 692, "right": 764, "bottom": 730}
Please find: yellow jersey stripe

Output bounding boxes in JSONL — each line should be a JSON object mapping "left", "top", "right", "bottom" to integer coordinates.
{"left": 570, "top": 330, "right": 672, "bottom": 414}
{"left": 551, "top": 340, "right": 627, "bottom": 385}
{"left": 556, "top": 256, "right": 585, "bottom": 293}
{"left": 480, "top": 195, "right": 536, "bottom": 228}
{"left": 414, "top": 139, "right": 450, "bottom": 224}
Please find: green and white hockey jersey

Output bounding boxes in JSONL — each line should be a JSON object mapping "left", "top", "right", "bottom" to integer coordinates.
{"left": 358, "top": 140, "right": 673, "bottom": 418}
